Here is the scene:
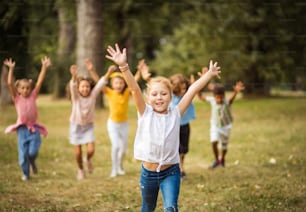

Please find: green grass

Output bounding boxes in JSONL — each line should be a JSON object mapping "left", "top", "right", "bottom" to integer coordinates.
{"left": 0, "top": 95, "right": 305, "bottom": 211}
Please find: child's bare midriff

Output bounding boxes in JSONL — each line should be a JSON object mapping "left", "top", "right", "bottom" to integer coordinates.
{"left": 143, "top": 162, "right": 172, "bottom": 171}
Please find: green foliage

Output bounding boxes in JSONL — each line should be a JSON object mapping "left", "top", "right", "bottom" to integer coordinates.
{"left": 151, "top": 1, "right": 305, "bottom": 94}
{"left": 0, "top": 0, "right": 304, "bottom": 96}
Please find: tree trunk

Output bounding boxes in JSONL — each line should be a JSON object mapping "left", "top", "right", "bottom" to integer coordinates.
{"left": 1, "top": 65, "right": 12, "bottom": 106}
{"left": 54, "top": 1, "right": 76, "bottom": 99}
{"left": 77, "top": 0, "right": 104, "bottom": 107}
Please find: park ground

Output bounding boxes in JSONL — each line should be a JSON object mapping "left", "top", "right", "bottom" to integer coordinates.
{"left": 0, "top": 94, "right": 305, "bottom": 211}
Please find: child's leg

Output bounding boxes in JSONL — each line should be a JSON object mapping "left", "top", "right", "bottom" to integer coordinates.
{"left": 107, "top": 119, "right": 120, "bottom": 177}
{"left": 212, "top": 141, "right": 219, "bottom": 161}
{"left": 179, "top": 124, "right": 190, "bottom": 176}
{"left": 220, "top": 133, "right": 229, "bottom": 167}
{"left": 28, "top": 127, "right": 42, "bottom": 174}
{"left": 75, "top": 145, "right": 85, "bottom": 180}
{"left": 118, "top": 122, "right": 128, "bottom": 174}
{"left": 86, "top": 142, "right": 95, "bottom": 160}
{"left": 84, "top": 142, "right": 94, "bottom": 173}
{"left": 210, "top": 141, "right": 220, "bottom": 169}
{"left": 74, "top": 145, "right": 83, "bottom": 170}
{"left": 17, "top": 126, "right": 31, "bottom": 179}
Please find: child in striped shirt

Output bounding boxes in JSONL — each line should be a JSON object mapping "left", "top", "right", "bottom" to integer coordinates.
{"left": 198, "top": 81, "right": 245, "bottom": 168}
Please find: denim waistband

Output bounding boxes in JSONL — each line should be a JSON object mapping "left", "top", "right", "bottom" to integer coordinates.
{"left": 141, "top": 163, "right": 180, "bottom": 176}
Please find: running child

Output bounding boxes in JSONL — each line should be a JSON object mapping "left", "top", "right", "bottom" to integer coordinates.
{"left": 4, "top": 56, "right": 52, "bottom": 181}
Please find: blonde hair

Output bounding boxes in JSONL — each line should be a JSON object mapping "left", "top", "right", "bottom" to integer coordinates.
{"left": 146, "top": 76, "right": 172, "bottom": 94}
{"left": 15, "top": 79, "right": 34, "bottom": 89}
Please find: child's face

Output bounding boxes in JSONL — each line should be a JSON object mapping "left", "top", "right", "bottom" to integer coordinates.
{"left": 78, "top": 80, "right": 91, "bottom": 97}
{"left": 214, "top": 94, "right": 224, "bottom": 104}
{"left": 17, "top": 81, "right": 31, "bottom": 97}
{"left": 148, "top": 82, "right": 172, "bottom": 114}
{"left": 179, "top": 83, "right": 187, "bottom": 97}
{"left": 111, "top": 77, "right": 125, "bottom": 93}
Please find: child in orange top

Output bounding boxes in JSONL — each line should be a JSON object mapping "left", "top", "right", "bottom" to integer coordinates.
{"left": 86, "top": 59, "right": 140, "bottom": 177}
{"left": 4, "top": 56, "right": 51, "bottom": 181}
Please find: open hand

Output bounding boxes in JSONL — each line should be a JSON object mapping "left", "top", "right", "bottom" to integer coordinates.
{"left": 105, "top": 43, "right": 127, "bottom": 66}
{"left": 3, "top": 58, "right": 15, "bottom": 69}
{"left": 85, "top": 58, "right": 94, "bottom": 70}
{"left": 207, "top": 60, "right": 221, "bottom": 79}
{"left": 70, "top": 65, "right": 78, "bottom": 76}
{"left": 197, "top": 66, "right": 208, "bottom": 77}
{"left": 107, "top": 65, "right": 117, "bottom": 74}
{"left": 233, "top": 81, "right": 245, "bottom": 92}
{"left": 41, "top": 56, "right": 52, "bottom": 68}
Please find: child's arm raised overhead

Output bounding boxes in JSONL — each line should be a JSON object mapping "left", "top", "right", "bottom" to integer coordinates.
{"left": 105, "top": 43, "right": 146, "bottom": 115}
{"left": 196, "top": 66, "right": 214, "bottom": 102}
{"left": 35, "top": 56, "right": 52, "bottom": 94}
{"left": 85, "top": 59, "right": 100, "bottom": 83}
{"left": 86, "top": 58, "right": 116, "bottom": 93}
{"left": 138, "top": 59, "right": 151, "bottom": 82}
{"left": 228, "top": 81, "right": 245, "bottom": 105}
{"left": 178, "top": 60, "right": 221, "bottom": 115}
{"left": 4, "top": 58, "right": 16, "bottom": 99}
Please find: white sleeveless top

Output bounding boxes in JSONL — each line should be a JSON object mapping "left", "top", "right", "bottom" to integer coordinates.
{"left": 134, "top": 104, "right": 180, "bottom": 172}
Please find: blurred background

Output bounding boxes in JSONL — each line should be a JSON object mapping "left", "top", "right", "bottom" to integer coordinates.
{"left": 0, "top": 0, "right": 305, "bottom": 105}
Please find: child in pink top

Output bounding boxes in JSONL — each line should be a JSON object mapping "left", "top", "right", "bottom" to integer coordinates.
{"left": 68, "top": 63, "right": 106, "bottom": 180}
{"left": 4, "top": 56, "right": 52, "bottom": 181}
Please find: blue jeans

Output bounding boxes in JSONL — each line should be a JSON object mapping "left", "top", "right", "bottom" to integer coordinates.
{"left": 17, "top": 125, "right": 42, "bottom": 177}
{"left": 140, "top": 163, "right": 180, "bottom": 212}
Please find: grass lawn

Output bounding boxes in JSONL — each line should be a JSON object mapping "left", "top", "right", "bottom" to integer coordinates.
{"left": 0, "top": 95, "right": 305, "bottom": 211}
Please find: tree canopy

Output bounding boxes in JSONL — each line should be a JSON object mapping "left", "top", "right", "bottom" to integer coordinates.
{"left": 0, "top": 0, "right": 304, "bottom": 99}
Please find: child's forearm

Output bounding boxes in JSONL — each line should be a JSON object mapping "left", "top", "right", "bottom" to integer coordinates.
{"left": 7, "top": 68, "right": 16, "bottom": 97}
{"left": 188, "top": 71, "right": 214, "bottom": 96}
{"left": 35, "top": 65, "right": 48, "bottom": 93}
{"left": 120, "top": 64, "right": 140, "bottom": 92}
{"left": 229, "top": 91, "right": 238, "bottom": 104}
{"left": 7, "top": 67, "right": 14, "bottom": 86}
{"left": 88, "top": 67, "right": 100, "bottom": 83}
{"left": 103, "top": 71, "right": 112, "bottom": 82}
{"left": 119, "top": 64, "right": 146, "bottom": 114}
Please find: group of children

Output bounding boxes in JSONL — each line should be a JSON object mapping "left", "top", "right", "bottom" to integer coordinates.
{"left": 4, "top": 43, "right": 244, "bottom": 211}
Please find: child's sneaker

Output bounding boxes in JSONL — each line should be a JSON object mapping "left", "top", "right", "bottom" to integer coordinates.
{"left": 31, "top": 162, "right": 38, "bottom": 174}
{"left": 77, "top": 169, "right": 85, "bottom": 180}
{"left": 84, "top": 158, "right": 93, "bottom": 173}
{"left": 110, "top": 170, "right": 117, "bottom": 178}
{"left": 211, "top": 160, "right": 220, "bottom": 169}
{"left": 21, "top": 175, "right": 29, "bottom": 181}
{"left": 118, "top": 167, "right": 125, "bottom": 175}
{"left": 220, "top": 158, "right": 225, "bottom": 167}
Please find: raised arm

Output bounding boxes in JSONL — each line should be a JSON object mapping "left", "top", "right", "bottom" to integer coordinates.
{"left": 105, "top": 43, "right": 146, "bottom": 115}
{"left": 228, "top": 81, "right": 245, "bottom": 105}
{"left": 35, "top": 56, "right": 51, "bottom": 94}
{"left": 70, "top": 65, "right": 78, "bottom": 82}
{"left": 138, "top": 59, "right": 151, "bottom": 82}
{"left": 196, "top": 66, "right": 215, "bottom": 101}
{"left": 86, "top": 58, "right": 117, "bottom": 93}
{"left": 85, "top": 59, "right": 100, "bottom": 83}
{"left": 178, "top": 60, "right": 221, "bottom": 115}
{"left": 4, "top": 58, "right": 16, "bottom": 99}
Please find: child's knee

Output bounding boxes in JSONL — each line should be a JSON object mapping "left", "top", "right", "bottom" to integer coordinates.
{"left": 221, "top": 142, "right": 228, "bottom": 150}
